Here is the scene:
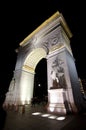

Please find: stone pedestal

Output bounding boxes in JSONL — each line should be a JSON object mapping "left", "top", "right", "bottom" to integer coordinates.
{"left": 47, "top": 89, "right": 66, "bottom": 114}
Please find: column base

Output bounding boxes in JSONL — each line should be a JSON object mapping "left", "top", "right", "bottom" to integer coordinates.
{"left": 47, "top": 103, "right": 66, "bottom": 115}
{"left": 47, "top": 89, "right": 67, "bottom": 115}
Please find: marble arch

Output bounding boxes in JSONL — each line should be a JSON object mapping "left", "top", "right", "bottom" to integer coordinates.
{"left": 3, "top": 11, "right": 85, "bottom": 114}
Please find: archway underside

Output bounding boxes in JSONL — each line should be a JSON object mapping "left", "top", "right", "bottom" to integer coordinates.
{"left": 22, "top": 48, "right": 47, "bottom": 73}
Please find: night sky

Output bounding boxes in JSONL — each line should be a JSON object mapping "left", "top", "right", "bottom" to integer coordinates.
{"left": 1, "top": 1, "right": 86, "bottom": 96}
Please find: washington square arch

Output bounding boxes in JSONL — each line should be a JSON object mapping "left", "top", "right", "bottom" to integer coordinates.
{"left": 3, "top": 11, "right": 86, "bottom": 114}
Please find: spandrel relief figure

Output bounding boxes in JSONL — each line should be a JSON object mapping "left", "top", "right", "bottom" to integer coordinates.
{"left": 50, "top": 57, "right": 67, "bottom": 89}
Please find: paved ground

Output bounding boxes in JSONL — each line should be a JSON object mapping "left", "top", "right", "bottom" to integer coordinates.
{"left": 1, "top": 104, "right": 86, "bottom": 130}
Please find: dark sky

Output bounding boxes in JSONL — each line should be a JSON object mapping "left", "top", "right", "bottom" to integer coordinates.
{"left": 1, "top": 1, "right": 86, "bottom": 94}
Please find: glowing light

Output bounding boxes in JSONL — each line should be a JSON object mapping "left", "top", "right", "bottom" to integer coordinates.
{"left": 48, "top": 115, "right": 57, "bottom": 119}
{"left": 56, "top": 116, "right": 66, "bottom": 120}
{"left": 41, "top": 114, "right": 50, "bottom": 117}
{"left": 32, "top": 112, "right": 41, "bottom": 115}
{"left": 38, "top": 83, "right": 41, "bottom": 87}
{"left": 49, "top": 107, "right": 54, "bottom": 112}
{"left": 31, "top": 111, "right": 66, "bottom": 121}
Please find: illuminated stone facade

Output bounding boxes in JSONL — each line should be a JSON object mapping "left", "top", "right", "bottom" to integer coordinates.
{"left": 3, "top": 11, "right": 85, "bottom": 114}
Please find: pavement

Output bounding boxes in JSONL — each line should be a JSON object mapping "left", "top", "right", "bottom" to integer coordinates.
{"left": 1, "top": 104, "right": 86, "bottom": 130}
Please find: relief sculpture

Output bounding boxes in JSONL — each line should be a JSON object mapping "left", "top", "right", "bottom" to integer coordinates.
{"left": 50, "top": 57, "right": 67, "bottom": 89}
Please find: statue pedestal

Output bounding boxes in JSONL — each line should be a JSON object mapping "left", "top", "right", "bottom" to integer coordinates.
{"left": 47, "top": 89, "right": 66, "bottom": 115}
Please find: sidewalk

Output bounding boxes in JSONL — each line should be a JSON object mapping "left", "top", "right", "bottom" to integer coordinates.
{"left": 2, "top": 104, "right": 86, "bottom": 130}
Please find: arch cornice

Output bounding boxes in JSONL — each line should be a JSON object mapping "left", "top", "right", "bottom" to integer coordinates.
{"left": 19, "top": 11, "right": 72, "bottom": 47}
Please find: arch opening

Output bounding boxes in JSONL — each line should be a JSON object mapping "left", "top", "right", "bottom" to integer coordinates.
{"left": 33, "top": 58, "right": 48, "bottom": 99}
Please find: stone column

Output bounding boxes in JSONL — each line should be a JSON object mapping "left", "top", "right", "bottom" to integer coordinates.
{"left": 46, "top": 47, "right": 78, "bottom": 114}
{"left": 19, "top": 70, "right": 34, "bottom": 105}
{"left": 4, "top": 69, "right": 34, "bottom": 106}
